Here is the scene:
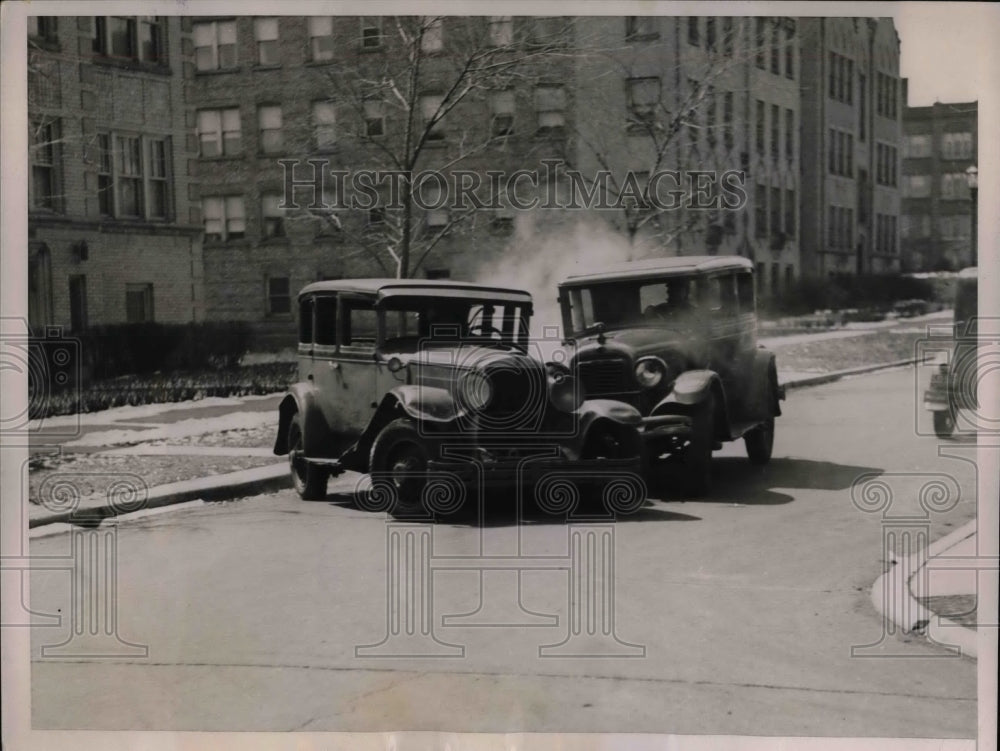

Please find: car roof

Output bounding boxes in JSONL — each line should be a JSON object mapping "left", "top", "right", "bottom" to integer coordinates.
{"left": 558, "top": 255, "right": 754, "bottom": 286}
{"left": 298, "top": 278, "right": 533, "bottom": 302}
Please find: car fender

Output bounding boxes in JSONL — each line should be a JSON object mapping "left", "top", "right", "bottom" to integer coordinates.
{"left": 273, "top": 382, "right": 331, "bottom": 456}
{"left": 748, "top": 349, "right": 782, "bottom": 418}
{"left": 339, "top": 386, "right": 461, "bottom": 473}
{"left": 650, "top": 370, "right": 731, "bottom": 439}
{"left": 570, "top": 399, "right": 644, "bottom": 460}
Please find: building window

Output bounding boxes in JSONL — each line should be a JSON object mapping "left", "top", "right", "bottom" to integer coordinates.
{"left": 828, "top": 128, "right": 853, "bottom": 177}
{"left": 770, "top": 186, "right": 781, "bottom": 237}
{"left": 309, "top": 16, "right": 334, "bottom": 61}
{"left": 147, "top": 139, "right": 168, "bottom": 218}
{"left": 705, "top": 17, "right": 716, "bottom": 51}
{"left": 488, "top": 16, "right": 513, "bottom": 46}
{"left": 490, "top": 89, "right": 515, "bottom": 137}
{"left": 96, "top": 134, "right": 113, "bottom": 216}
{"left": 905, "top": 134, "right": 931, "bottom": 158}
{"left": 706, "top": 86, "right": 717, "bottom": 147}
{"left": 755, "top": 184, "right": 767, "bottom": 238}
{"left": 535, "top": 85, "right": 566, "bottom": 134}
{"left": 828, "top": 52, "right": 853, "bottom": 104}
{"left": 197, "top": 108, "right": 242, "bottom": 156}
{"left": 755, "top": 18, "right": 765, "bottom": 68}
{"left": 361, "top": 17, "right": 383, "bottom": 48}
{"left": 755, "top": 99, "right": 765, "bottom": 153}
{"left": 858, "top": 73, "right": 866, "bottom": 141}
{"left": 364, "top": 99, "right": 385, "bottom": 137}
{"left": 722, "top": 17, "right": 734, "bottom": 56}
{"left": 785, "top": 188, "right": 795, "bottom": 234}
{"left": 784, "top": 108, "right": 794, "bottom": 161}
{"left": 261, "top": 194, "right": 286, "bottom": 238}
{"left": 941, "top": 132, "right": 973, "bottom": 160}
{"left": 125, "top": 283, "right": 154, "bottom": 323}
{"left": 770, "top": 24, "right": 780, "bottom": 74}
{"left": 784, "top": 23, "right": 794, "bottom": 78}
{"left": 312, "top": 101, "right": 336, "bottom": 149}
{"left": 626, "top": 17, "right": 658, "bottom": 41}
{"left": 902, "top": 174, "right": 931, "bottom": 198}
{"left": 876, "top": 73, "right": 898, "bottom": 118}
{"left": 771, "top": 263, "right": 780, "bottom": 295}
{"left": 875, "top": 142, "right": 897, "bottom": 186}
{"left": 686, "top": 17, "right": 699, "bottom": 46}
{"left": 116, "top": 135, "right": 143, "bottom": 217}
{"left": 254, "top": 18, "right": 279, "bottom": 65}
{"left": 28, "top": 17, "right": 59, "bottom": 42}
{"left": 941, "top": 172, "right": 970, "bottom": 200}
{"left": 69, "top": 275, "right": 88, "bottom": 332}
{"left": 93, "top": 16, "right": 163, "bottom": 64}
{"left": 420, "top": 94, "right": 446, "bottom": 141}
{"left": 627, "top": 77, "right": 660, "bottom": 126}
{"left": 421, "top": 17, "right": 443, "bottom": 52}
{"left": 828, "top": 205, "right": 838, "bottom": 248}
{"left": 770, "top": 103, "right": 779, "bottom": 160}
{"left": 268, "top": 277, "right": 291, "bottom": 315}
{"left": 425, "top": 269, "right": 451, "bottom": 280}
{"left": 258, "top": 105, "right": 283, "bottom": 153}
{"left": 530, "top": 17, "right": 568, "bottom": 47}
{"left": 202, "top": 196, "right": 245, "bottom": 241}
{"left": 193, "top": 20, "right": 236, "bottom": 71}
{"left": 720, "top": 91, "right": 734, "bottom": 150}
{"left": 30, "top": 120, "right": 58, "bottom": 210}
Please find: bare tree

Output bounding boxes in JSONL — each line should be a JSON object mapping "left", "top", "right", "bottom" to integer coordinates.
{"left": 290, "top": 15, "right": 583, "bottom": 278}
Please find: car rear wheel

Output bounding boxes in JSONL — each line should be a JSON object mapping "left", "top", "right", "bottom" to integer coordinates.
{"left": 683, "top": 395, "right": 714, "bottom": 497}
{"left": 932, "top": 409, "right": 955, "bottom": 439}
{"left": 744, "top": 415, "right": 775, "bottom": 465}
{"left": 369, "top": 418, "right": 430, "bottom": 516}
{"left": 288, "top": 413, "right": 328, "bottom": 500}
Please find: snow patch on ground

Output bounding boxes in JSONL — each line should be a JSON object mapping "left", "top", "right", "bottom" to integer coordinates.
{"left": 63, "top": 411, "right": 274, "bottom": 447}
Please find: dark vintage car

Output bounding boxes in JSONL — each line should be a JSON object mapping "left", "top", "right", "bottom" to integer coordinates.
{"left": 556, "top": 256, "right": 783, "bottom": 495}
{"left": 273, "top": 279, "right": 644, "bottom": 514}
{"left": 924, "top": 267, "right": 978, "bottom": 438}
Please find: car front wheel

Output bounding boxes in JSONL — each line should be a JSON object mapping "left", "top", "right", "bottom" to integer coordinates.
{"left": 288, "top": 412, "right": 328, "bottom": 500}
{"left": 369, "top": 418, "right": 430, "bottom": 516}
{"left": 744, "top": 415, "right": 775, "bottom": 465}
{"left": 932, "top": 409, "right": 955, "bottom": 439}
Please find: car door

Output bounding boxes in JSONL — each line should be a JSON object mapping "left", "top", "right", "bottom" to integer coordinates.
{"left": 702, "top": 272, "right": 742, "bottom": 412}
{"left": 327, "top": 294, "right": 380, "bottom": 442}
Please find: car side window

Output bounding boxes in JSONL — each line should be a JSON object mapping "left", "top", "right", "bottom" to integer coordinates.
{"left": 342, "top": 300, "right": 377, "bottom": 350}
{"left": 736, "top": 272, "right": 755, "bottom": 313}
{"left": 717, "top": 274, "right": 737, "bottom": 315}
{"left": 298, "top": 297, "right": 313, "bottom": 344}
{"left": 314, "top": 295, "right": 337, "bottom": 346}
{"left": 699, "top": 277, "right": 722, "bottom": 312}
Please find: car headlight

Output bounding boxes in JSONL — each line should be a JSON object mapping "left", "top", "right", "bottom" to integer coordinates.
{"left": 547, "top": 364, "right": 582, "bottom": 412}
{"left": 634, "top": 357, "right": 667, "bottom": 389}
{"left": 458, "top": 371, "right": 493, "bottom": 412}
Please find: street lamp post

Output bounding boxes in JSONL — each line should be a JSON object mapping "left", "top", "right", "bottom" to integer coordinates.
{"left": 965, "top": 165, "right": 978, "bottom": 268}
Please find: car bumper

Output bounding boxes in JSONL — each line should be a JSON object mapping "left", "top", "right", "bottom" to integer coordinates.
{"left": 640, "top": 414, "right": 693, "bottom": 440}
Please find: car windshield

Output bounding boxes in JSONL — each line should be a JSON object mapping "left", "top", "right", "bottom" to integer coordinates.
{"left": 561, "top": 277, "right": 707, "bottom": 334}
{"left": 380, "top": 296, "right": 531, "bottom": 351}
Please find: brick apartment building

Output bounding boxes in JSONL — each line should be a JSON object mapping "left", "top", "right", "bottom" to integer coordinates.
{"left": 900, "top": 98, "right": 978, "bottom": 271}
{"left": 27, "top": 16, "right": 204, "bottom": 333}
{"left": 27, "top": 14, "right": 905, "bottom": 347}
{"left": 572, "top": 16, "right": 802, "bottom": 299}
{"left": 798, "top": 17, "right": 903, "bottom": 276}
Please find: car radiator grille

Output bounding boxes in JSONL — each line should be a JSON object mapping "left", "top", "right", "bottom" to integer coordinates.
{"left": 579, "top": 358, "right": 632, "bottom": 397}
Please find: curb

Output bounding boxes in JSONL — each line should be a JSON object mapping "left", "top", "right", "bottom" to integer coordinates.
{"left": 780, "top": 358, "right": 915, "bottom": 390}
{"left": 28, "top": 462, "right": 291, "bottom": 529}
{"left": 25, "top": 357, "right": 917, "bottom": 530}
{"left": 868, "top": 519, "right": 979, "bottom": 659}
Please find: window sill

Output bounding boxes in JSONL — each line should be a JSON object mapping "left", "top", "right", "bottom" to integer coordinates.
{"left": 358, "top": 44, "right": 384, "bottom": 53}
{"left": 251, "top": 64, "right": 282, "bottom": 72}
{"left": 195, "top": 67, "right": 241, "bottom": 76}
{"left": 260, "top": 236, "right": 290, "bottom": 245}
{"left": 626, "top": 33, "right": 660, "bottom": 43}
{"left": 203, "top": 239, "right": 250, "bottom": 248}
{"left": 92, "top": 56, "right": 172, "bottom": 76}
{"left": 199, "top": 153, "right": 245, "bottom": 161}
{"left": 304, "top": 59, "right": 336, "bottom": 67}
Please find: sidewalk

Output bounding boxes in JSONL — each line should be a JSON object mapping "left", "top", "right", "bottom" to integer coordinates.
{"left": 870, "top": 519, "right": 983, "bottom": 659}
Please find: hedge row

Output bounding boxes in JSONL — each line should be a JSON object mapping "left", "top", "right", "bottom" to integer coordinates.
{"left": 72, "top": 321, "right": 254, "bottom": 381}
{"left": 30, "top": 362, "right": 296, "bottom": 419}
{"left": 762, "top": 273, "right": 936, "bottom": 316}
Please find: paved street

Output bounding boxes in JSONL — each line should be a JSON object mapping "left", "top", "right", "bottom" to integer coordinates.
{"left": 27, "top": 368, "right": 978, "bottom": 735}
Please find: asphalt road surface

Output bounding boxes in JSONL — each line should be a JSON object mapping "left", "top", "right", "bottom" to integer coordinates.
{"left": 27, "top": 368, "right": 979, "bottom": 735}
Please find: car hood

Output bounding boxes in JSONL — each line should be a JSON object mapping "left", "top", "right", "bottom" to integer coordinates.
{"left": 389, "top": 343, "right": 540, "bottom": 376}
{"left": 571, "top": 327, "right": 699, "bottom": 361}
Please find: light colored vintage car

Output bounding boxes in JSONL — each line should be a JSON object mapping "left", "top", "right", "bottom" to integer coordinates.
{"left": 557, "top": 256, "right": 784, "bottom": 495}
{"left": 273, "top": 279, "right": 644, "bottom": 514}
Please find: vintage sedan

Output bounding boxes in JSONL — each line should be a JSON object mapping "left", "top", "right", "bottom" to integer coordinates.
{"left": 273, "top": 279, "right": 644, "bottom": 514}
{"left": 556, "top": 256, "right": 783, "bottom": 495}
{"left": 924, "top": 266, "right": 978, "bottom": 438}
